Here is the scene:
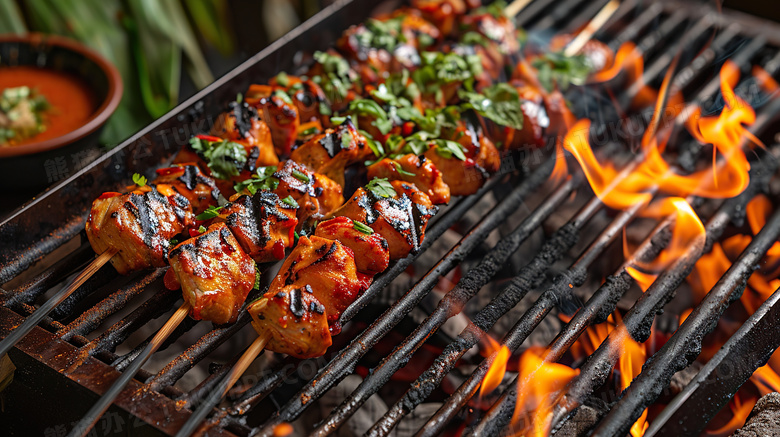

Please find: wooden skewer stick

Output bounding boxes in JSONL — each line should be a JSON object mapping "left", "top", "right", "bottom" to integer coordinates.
{"left": 69, "top": 302, "right": 192, "bottom": 437}
{"left": 175, "top": 332, "right": 272, "bottom": 437}
{"left": 564, "top": 0, "right": 620, "bottom": 57}
{"left": 504, "top": 0, "right": 533, "bottom": 18}
{"left": 0, "top": 247, "right": 118, "bottom": 358}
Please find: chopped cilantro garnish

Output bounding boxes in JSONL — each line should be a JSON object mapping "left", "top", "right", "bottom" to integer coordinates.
{"left": 393, "top": 161, "right": 416, "bottom": 177}
{"left": 432, "top": 140, "right": 467, "bottom": 161}
{"left": 195, "top": 205, "right": 223, "bottom": 221}
{"left": 532, "top": 52, "right": 592, "bottom": 92}
{"left": 292, "top": 169, "right": 310, "bottom": 183}
{"left": 274, "top": 71, "right": 290, "bottom": 87}
{"left": 198, "top": 225, "right": 207, "bottom": 233}
{"left": 281, "top": 195, "right": 299, "bottom": 208}
{"left": 459, "top": 83, "right": 524, "bottom": 130}
{"left": 366, "top": 177, "right": 396, "bottom": 198}
{"left": 132, "top": 173, "right": 147, "bottom": 186}
{"left": 352, "top": 220, "right": 374, "bottom": 235}
{"left": 189, "top": 136, "right": 248, "bottom": 180}
{"left": 348, "top": 99, "right": 393, "bottom": 135}
{"left": 233, "top": 166, "right": 279, "bottom": 194}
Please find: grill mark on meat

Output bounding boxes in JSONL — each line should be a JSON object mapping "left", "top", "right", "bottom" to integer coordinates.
{"left": 289, "top": 287, "right": 305, "bottom": 318}
{"left": 228, "top": 100, "right": 259, "bottom": 139}
{"left": 310, "top": 242, "right": 338, "bottom": 267}
{"left": 246, "top": 146, "right": 260, "bottom": 172}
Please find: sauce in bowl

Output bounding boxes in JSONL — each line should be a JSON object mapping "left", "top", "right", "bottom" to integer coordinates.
{"left": 0, "top": 66, "right": 96, "bottom": 146}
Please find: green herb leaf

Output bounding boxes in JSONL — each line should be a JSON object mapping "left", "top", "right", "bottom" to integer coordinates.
{"left": 195, "top": 205, "right": 223, "bottom": 221}
{"left": 292, "top": 169, "right": 310, "bottom": 183}
{"left": 253, "top": 261, "right": 261, "bottom": 289}
{"left": 393, "top": 161, "right": 416, "bottom": 177}
{"left": 531, "top": 51, "right": 592, "bottom": 93}
{"left": 352, "top": 220, "right": 374, "bottom": 235}
{"left": 366, "top": 177, "right": 396, "bottom": 198}
{"left": 281, "top": 195, "right": 299, "bottom": 208}
{"left": 233, "top": 165, "right": 279, "bottom": 194}
{"left": 274, "top": 71, "right": 290, "bottom": 87}
{"left": 189, "top": 137, "right": 248, "bottom": 180}
{"left": 433, "top": 140, "right": 467, "bottom": 161}
{"left": 458, "top": 83, "right": 524, "bottom": 130}
{"left": 132, "top": 173, "right": 147, "bottom": 186}
{"left": 198, "top": 225, "right": 207, "bottom": 233}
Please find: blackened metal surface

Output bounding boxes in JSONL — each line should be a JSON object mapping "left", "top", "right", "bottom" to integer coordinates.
{"left": 596, "top": 207, "right": 780, "bottom": 436}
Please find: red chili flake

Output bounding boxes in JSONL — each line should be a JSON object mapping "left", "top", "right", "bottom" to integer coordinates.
{"left": 402, "top": 121, "right": 415, "bottom": 136}
{"left": 195, "top": 134, "right": 222, "bottom": 142}
{"left": 464, "top": 158, "right": 477, "bottom": 168}
{"left": 189, "top": 228, "right": 202, "bottom": 237}
{"left": 98, "top": 192, "right": 122, "bottom": 200}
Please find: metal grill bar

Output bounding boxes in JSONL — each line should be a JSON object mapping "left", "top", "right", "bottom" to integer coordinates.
{"left": 595, "top": 192, "right": 780, "bottom": 436}
{"left": 647, "top": 289, "right": 780, "bottom": 436}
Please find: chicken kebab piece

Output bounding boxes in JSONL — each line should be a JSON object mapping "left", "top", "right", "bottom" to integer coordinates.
{"left": 248, "top": 177, "right": 435, "bottom": 358}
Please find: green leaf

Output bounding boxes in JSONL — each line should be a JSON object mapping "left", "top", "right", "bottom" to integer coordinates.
{"left": 292, "top": 169, "right": 310, "bottom": 183}
{"left": 234, "top": 165, "right": 280, "bottom": 194}
{"left": 458, "top": 83, "right": 524, "bottom": 130}
{"left": 189, "top": 137, "right": 248, "bottom": 180}
{"left": 0, "top": 0, "right": 27, "bottom": 34}
{"left": 198, "top": 225, "right": 207, "bottom": 233}
{"left": 348, "top": 99, "right": 393, "bottom": 135}
{"left": 132, "top": 173, "right": 147, "bottom": 186}
{"left": 531, "top": 51, "right": 592, "bottom": 93}
{"left": 352, "top": 220, "right": 374, "bottom": 235}
{"left": 281, "top": 195, "right": 299, "bottom": 208}
{"left": 433, "top": 140, "right": 467, "bottom": 161}
{"left": 195, "top": 205, "right": 222, "bottom": 221}
{"left": 366, "top": 177, "right": 396, "bottom": 198}
{"left": 184, "top": 0, "right": 235, "bottom": 56}
{"left": 393, "top": 161, "right": 416, "bottom": 177}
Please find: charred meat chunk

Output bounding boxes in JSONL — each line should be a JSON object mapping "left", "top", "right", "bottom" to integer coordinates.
{"left": 329, "top": 179, "right": 437, "bottom": 259}
{"left": 168, "top": 223, "right": 256, "bottom": 324}
{"left": 219, "top": 191, "right": 298, "bottom": 263}
{"left": 153, "top": 163, "right": 221, "bottom": 215}
{"left": 86, "top": 185, "right": 194, "bottom": 275}
{"left": 315, "top": 216, "right": 390, "bottom": 275}
{"left": 367, "top": 153, "right": 451, "bottom": 204}
{"left": 290, "top": 118, "right": 373, "bottom": 188}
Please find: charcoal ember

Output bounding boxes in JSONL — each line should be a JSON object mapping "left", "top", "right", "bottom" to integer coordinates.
{"left": 732, "top": 392, "right": 780, "bottom": 437}
{"left": 556, "top": 396, "right": 609, "bottom": 437}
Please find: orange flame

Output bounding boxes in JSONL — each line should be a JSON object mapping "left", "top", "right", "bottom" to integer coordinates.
{"left": 752, "top": 65, "right": 780, "bottom": 94}
{"left": 687, "top": 242, "right": 733, "bottom": 304}
{"left": 511, "top": 347, "right": 580, "bottom": 437}
{"left": 619, "top": 336, "right": 649, "bottom": 437}
{"left": 591, "top": 42, "right": 643, "bottom": 84}
{"left": 480, "top": 336, "right": 511, "bottom": 398}
{"left": 706, "top": 393, "right": 754, "bottom": 437}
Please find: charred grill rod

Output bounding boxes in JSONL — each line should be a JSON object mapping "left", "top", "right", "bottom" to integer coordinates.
{"left": 595, "top": 185, "right": 780, "bottom": 437}
{"left": 247, "top": 156, "right": 570, "bottom": 436}
{"left": 0, "top": 247, "right": 117, "bottom": 359}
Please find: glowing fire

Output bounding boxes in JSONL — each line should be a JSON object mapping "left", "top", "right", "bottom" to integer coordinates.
{"left": 480, "top": 336, "right": 511, "bottom": 398}
{"left": 511, "top": 347, "right": 580, "bottom": 437}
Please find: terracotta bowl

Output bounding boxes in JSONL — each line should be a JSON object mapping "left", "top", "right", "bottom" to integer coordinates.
{"left": 0, "top": 33, "right": 123, "bottom": 189}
